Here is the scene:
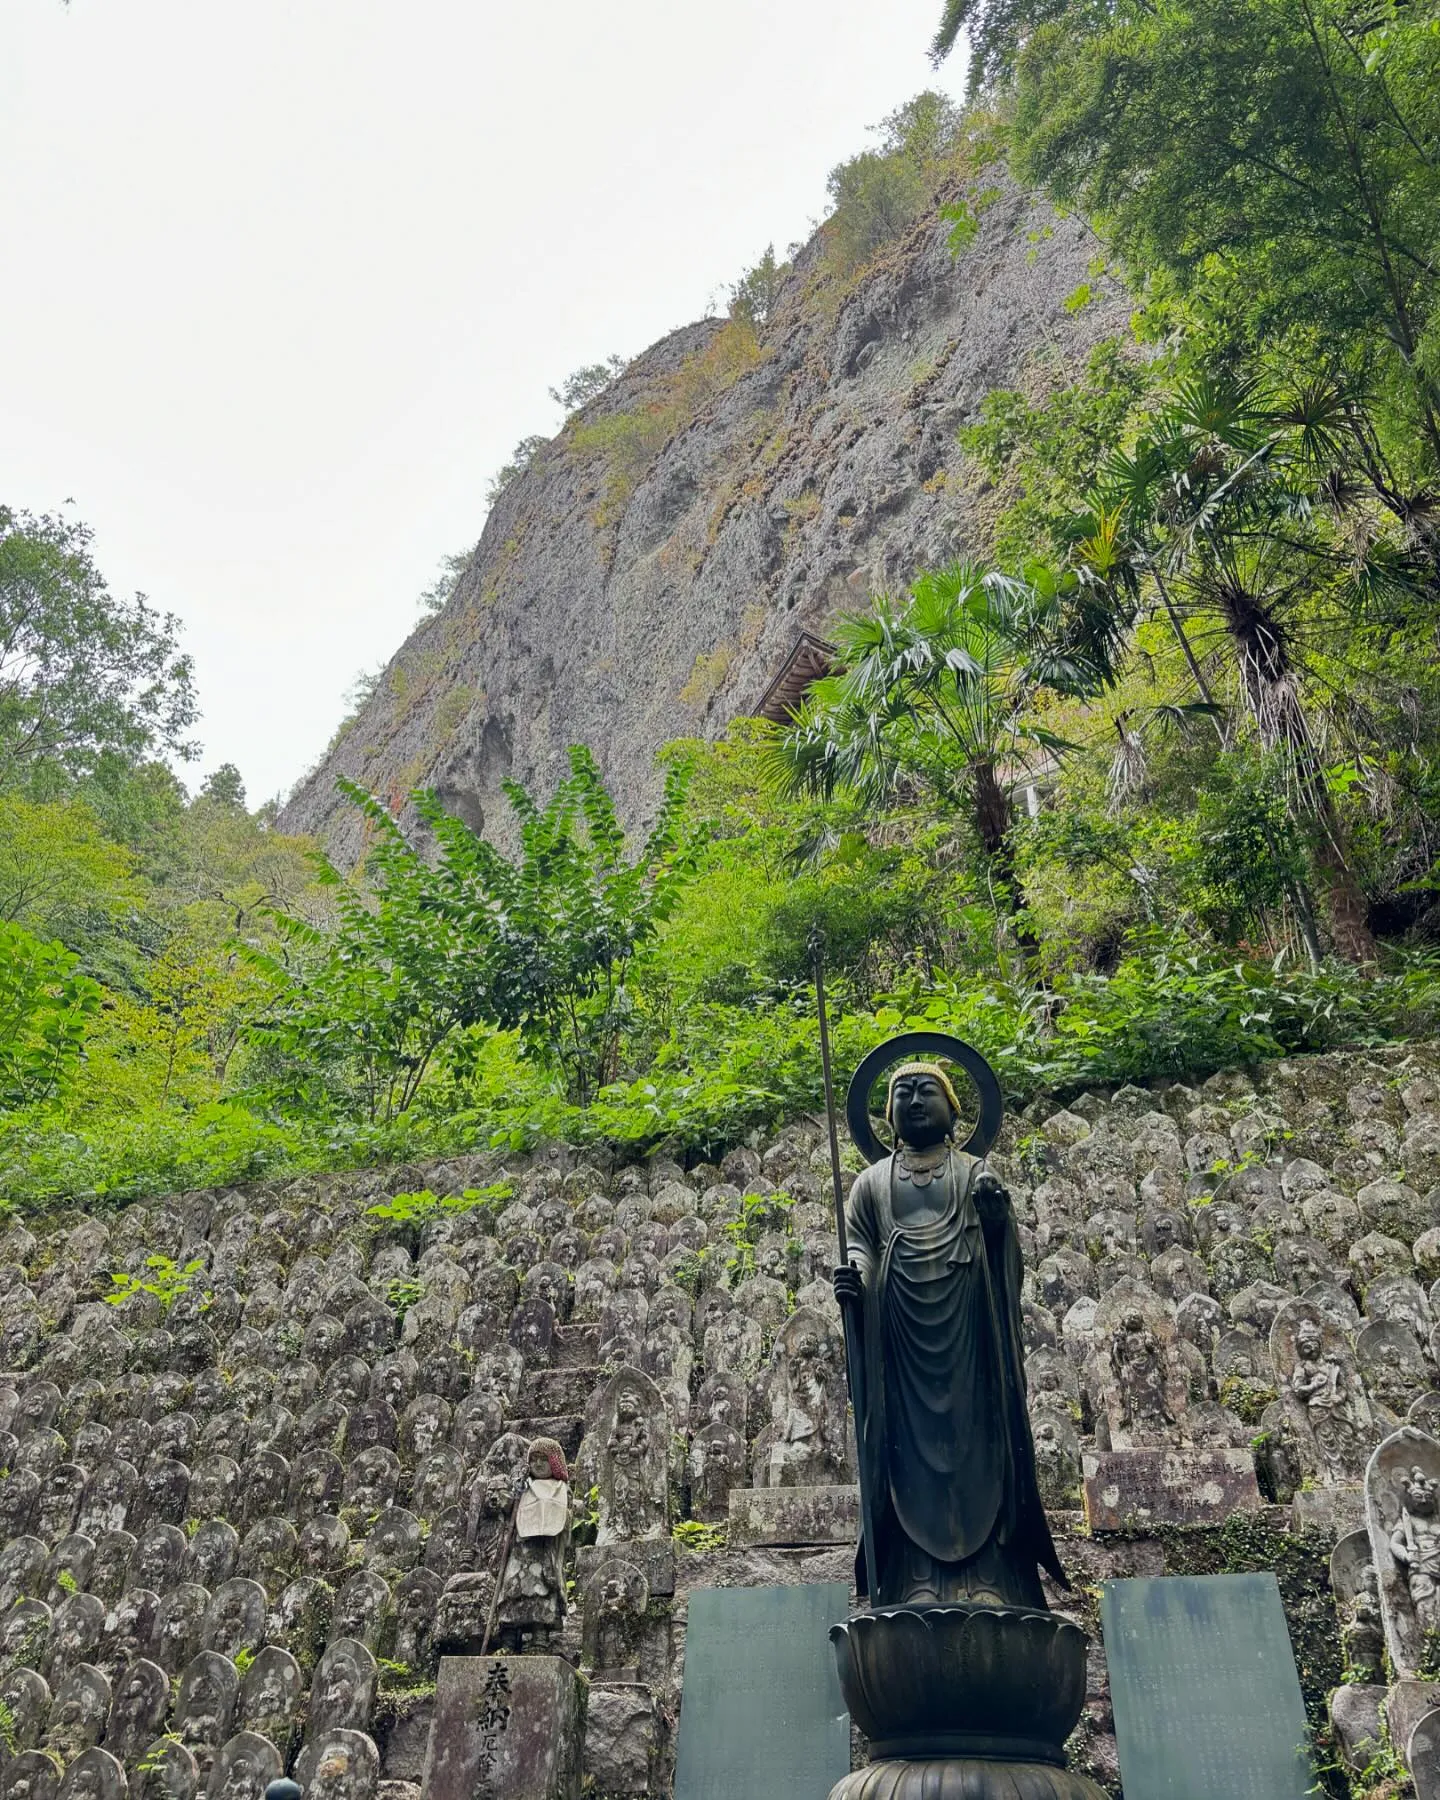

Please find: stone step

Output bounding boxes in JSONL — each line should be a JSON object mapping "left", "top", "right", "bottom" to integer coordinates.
{"left": 520, "top": 1365, "right": 602, "bottom": 1416}
{"left": 508, "top": 1413, "right": 586, "bottom": 1460}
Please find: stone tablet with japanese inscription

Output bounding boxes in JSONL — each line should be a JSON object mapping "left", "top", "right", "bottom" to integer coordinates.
{"left": 421, "top": 1654, "right": 584, "bottom": 1800}
{"left": 1101, "top": 1573, "right": 1311, "bottom": 1800}
{"left": 673, "top": 1582, "right": 850, "bottom": 1800}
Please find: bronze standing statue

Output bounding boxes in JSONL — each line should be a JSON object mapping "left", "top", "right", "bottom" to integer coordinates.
{"left": 814, "top": 1014, "right": 1105, "bottom": 1800}
{"left": 833, "top": 1062, "right": 1066, "bottom": 1610}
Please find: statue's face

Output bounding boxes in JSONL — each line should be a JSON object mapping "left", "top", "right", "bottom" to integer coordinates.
{"left": 891, "top": 1075, "right": 954, "bottom": 1149}
{"left": 528, "top": 1449, "right": 552, "bottom": 1480}
{"left": 1406, "top": 1469, "right": 1438, "bottom": 1516}
{"left": 1296, "top": 1323, "right": 1321, "bottom": 1359}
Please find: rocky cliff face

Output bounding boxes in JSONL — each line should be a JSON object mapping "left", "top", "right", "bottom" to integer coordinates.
{"left": 278, "top": 173, "right": 1130, "bottom": 859}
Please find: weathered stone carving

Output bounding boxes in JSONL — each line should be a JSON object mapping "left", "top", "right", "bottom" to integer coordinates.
{"left": 1365, "top": 1425, "right": 1440, "bottom": 1678}
{"left": 581, "top": 1557, "right": 649, "bottom": 1680}
{"left": 1329, "top": 1529, "right": 1385, "bottom": 1683}
{"left": 752, "top": 1308, "right": 850, "bottom": 1489}
{"left": 206, "top": 1729, "right": 282, "bottom": 1800}
{"left": 56, "top": 1745, "right": 127, "bottom": 1800}
{"left": 44, "top": 1661, "right": 111, "bottom": 1761}
{"left": 105, "top": 1655, "right": 170, "bottom": 1763}
{"left": 1273, "top": 1298, "right": 1378, "bottom": 1484}
{"left": 595, "top": 1372, "right": 668, "bottom": 1547}
{"left": 0, "top": 1663, "right": 51, "bottom": 1755}
{"left": 174, "top": 1651, "right": 240, "bottom": 1773}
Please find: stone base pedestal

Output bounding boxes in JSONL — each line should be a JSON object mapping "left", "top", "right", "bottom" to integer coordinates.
{"left": 829, "top": 1605, "right": 1105, "bottom": 1800}
{"left": 422, "top": 1655, "right": 585, "bottom": 1800}
{"left": 828, "top": 1760, "right": 1110, "bottom": 1799}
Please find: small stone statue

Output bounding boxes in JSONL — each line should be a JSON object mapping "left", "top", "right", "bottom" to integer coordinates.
{"left": 1343, "top": 1562, "right": 1386, "bottom": 1682}
{"left": 1389, "top": 1463, "right": 1440, "bottom": 1636}
{"left": 833, "top": 1062, "right": 1065, "bottom": 1607}
{"left": 1364, "top": 1425, "right": 1440, "bottom": 1678}
{"left": 1273, "top": 1300, "right": 1377, "bottom": 1484}
{"left": 491, "top": 1437, "right": 570, "bottom": 1654}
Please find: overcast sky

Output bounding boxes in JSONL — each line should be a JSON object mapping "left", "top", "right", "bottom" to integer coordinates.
{"left": 1, "top": 0, "right": 965, "bottom": 806}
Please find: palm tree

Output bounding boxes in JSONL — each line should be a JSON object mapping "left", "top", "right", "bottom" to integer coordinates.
{"left": 763, "top": 561, "right": 1116, "bottom": 910}
{"left": 1074, "top": 374, "right": 1430, "bottom": 962}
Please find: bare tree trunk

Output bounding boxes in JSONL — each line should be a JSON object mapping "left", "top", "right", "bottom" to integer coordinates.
{"left": 1313, "top": 802, "right": 1379, "bottom": 965}
{"left": 1224, "top": 589, "right": 1377, "bottom": 964}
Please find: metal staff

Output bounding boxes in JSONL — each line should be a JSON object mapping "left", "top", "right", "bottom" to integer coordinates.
{"left": 811, "top": 928, "right": 877, "bottom": 1603}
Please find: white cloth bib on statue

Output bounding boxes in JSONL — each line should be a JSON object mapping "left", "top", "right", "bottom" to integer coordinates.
{"left": 517, "top": 1476, "right": 568, "bottom": 1538}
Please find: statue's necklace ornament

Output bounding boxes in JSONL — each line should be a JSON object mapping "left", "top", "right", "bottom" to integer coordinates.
{"left": 894, "top": 1142, "right": 951, "bottom": 1187}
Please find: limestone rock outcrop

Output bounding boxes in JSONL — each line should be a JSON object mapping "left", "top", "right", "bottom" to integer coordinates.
{"left": 277, "top": 176, "right": 1129, "bottom": 861}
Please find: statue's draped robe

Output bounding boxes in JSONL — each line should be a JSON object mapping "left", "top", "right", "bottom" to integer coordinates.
{"left": 846, "top": 1149, "right": 1066, "bottom": 1607}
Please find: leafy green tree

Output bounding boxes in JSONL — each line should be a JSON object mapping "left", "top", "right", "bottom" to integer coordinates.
{"left": 764, "top": 562, "right": 1116, "bottom": 908}
{"left": 416, "top": 549, "right": 477, "bottom": 617}
{"left": 727, "top": 248, "right": 790, "bottom": 330}
{"left": 485, "top": 436, "right": 550, "bottom": 508}
{"left": 250, "top": 747, "right": 702, "bottom": 1119}
{"left": 826, "top": 92, "right": 965, "bottom": 270}
{"left": 0, "top": 506, "right": 198, "bottom": 791}
{"left": 959, "top": 339, "right": 1156, "bottom": 563}
{"left": 1005, "top": 0, "right": 1440, "bottom": 481}
{"left": 0, "top": 794, "right": 138, "bottom": 947}
{"left": 199, "top": 763, "right": 246, "bottom": 810}
{"left": 549, "top": 357, "right": 629, "bottom": 414}
{"left": 0, "top": 920, "right": 101, "bottom": 1109}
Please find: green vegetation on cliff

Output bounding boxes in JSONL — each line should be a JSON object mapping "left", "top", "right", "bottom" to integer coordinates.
{"left": 4, "top": 13, "right": 1440, "bottom": 1206}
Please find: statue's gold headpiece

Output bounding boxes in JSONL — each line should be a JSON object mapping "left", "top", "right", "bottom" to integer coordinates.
{"left": 885, "top": 1061, "right": 964, "bottom": 1125}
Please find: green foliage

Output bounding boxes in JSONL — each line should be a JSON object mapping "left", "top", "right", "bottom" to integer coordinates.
{"left": 764, "top": 563, "right": 1117, "bottom": 915}
{"left": 365, "top": 1182, "right": 512, "bottom": 1226}
{"left": 485, "top": 435, "right": 549, "bottom": 508}
{"left": 939, "top": 184, "right": 1002, "bottom": 254}
{"left": 386, "top": 1278, "right": 424, "bottom": 1323}
{"left": 957, "top": 338, "right": 1154, "bottom": 563}
{"left": 105, "top": 1254, "right": 209, "bottom": 1311}
{"left": 0, "top": 921, "right": 101, "bottom": 1109}
{"left": 0, "top": 505, "right": 198, "bottom": 790}
{"left": 727, "top": 247, "right": 790, "bottom": 330}
{"left": 825, "top": 92, "right": 965, "bottom": 272}
{"left": 251, "top": 748, "right": 701, "bottom": 1118}
{"left": 1008, "top": 0, "right": 1440, "bottom": 478}
{"left": 548, "top": 357, "right": 629, "bottom": 415}
{"left": 672, "top": 1519, "right": 726, "bottom": 1551}
{"left": 721, "top": 1188, "right": 796, "bottom": 1282}
{"left": 415, "top": 550, "right": 473, "bottom": 618}
{"left": 0, "top": 793, "right": 139, "bottom": 973}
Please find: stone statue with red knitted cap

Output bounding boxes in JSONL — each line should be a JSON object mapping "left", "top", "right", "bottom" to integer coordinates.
{"left": 492, "top": 1436, "right": 571, "bottom": 1653}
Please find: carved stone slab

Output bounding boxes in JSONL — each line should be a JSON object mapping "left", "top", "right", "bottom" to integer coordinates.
{"left": 726, "top": 1485, "right": 860, "bottom": 1548}
{"left": 421, "top": 1655, "right": 583, "bottom": 1800}
{"left": 1082, "top": 1449, "right": 1261, "bottom": 1530}
{"left": 673, "top": 1583, "right": 850, "bottom": 1800}
{"left": 1101, "top": 1573, "right": 1311, "bottom": 1800}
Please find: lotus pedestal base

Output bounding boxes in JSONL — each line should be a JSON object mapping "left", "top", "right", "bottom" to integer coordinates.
{"left": 826, "top": 1604, "right": 1109, "bottom": 1800}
